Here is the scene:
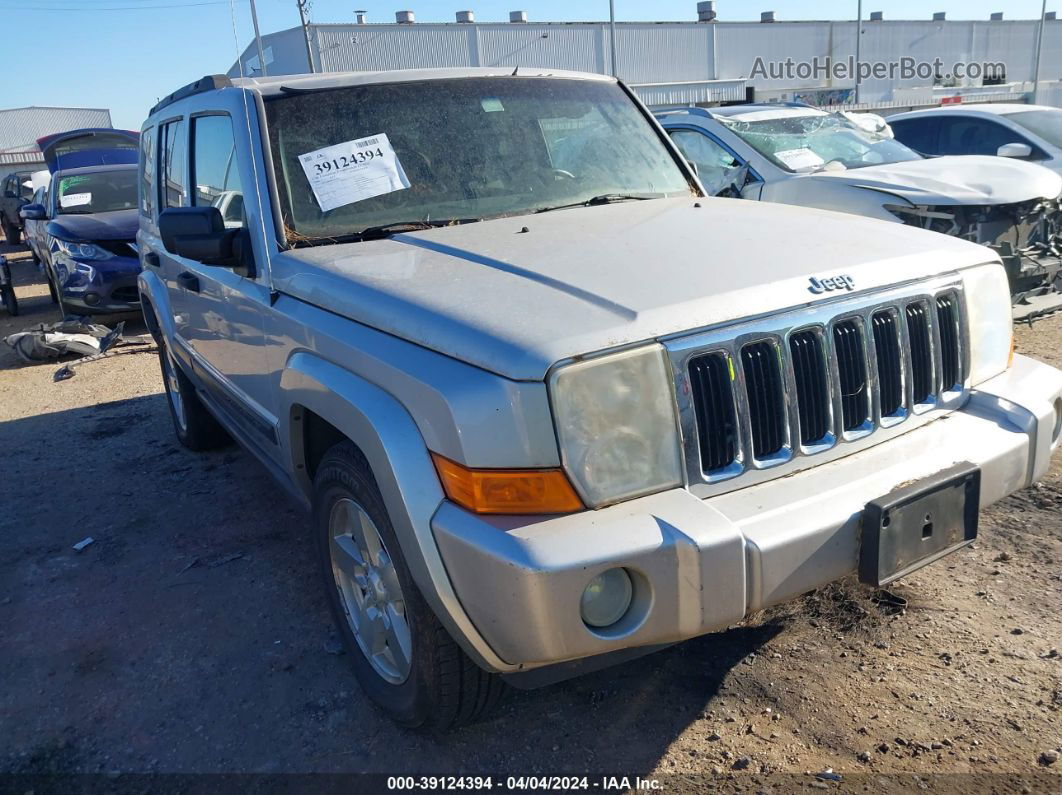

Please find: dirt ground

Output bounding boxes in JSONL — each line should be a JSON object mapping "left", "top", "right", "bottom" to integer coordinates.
{"left": 1, "top": 236, "right": 1060, "bottom": 790}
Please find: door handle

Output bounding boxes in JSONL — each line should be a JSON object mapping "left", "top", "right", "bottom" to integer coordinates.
{"left": 144, "top": 252, "right": 160, "bottom": 268}
{"left": 177, "top": 272, "right": 200, "bottom": 293}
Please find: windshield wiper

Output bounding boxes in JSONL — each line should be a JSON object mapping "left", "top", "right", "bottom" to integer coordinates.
{"left": 534, "top": 193, "right": 657, "bottom": 214}
{"left": 355, "top": 218, "right": 482, "bottom": 241}
{"left": 293, "top": 218, "right": 482, "bottom": 247}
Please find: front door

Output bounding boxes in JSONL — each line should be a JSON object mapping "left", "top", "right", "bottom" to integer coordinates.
{"left": 154, "top": 112, "right": 279, "bottom": 461}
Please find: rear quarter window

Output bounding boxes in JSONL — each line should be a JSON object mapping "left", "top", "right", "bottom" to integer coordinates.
{"left": 140, "top": 126, "right": 156, "bottom": 218}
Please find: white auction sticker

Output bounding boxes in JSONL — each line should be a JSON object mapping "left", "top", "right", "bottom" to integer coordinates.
{"left": 773, "top": 148, "right": 824, "bottom": 171}
{"left": 298, "top": 133, "right": 410, "bottom": 213}
{"left": 60, "top": 192, "right": 92, "bottom": 208}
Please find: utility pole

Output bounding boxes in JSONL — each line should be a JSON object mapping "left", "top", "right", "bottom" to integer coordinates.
{"left": 1031, "top": 0, "right": 1047, "bottom": 103}
{"left": 854, "top": 0, "right": 862, "bottom": 104}
{"left": 249, "top": 0, "right": 268, "bottom": 76}
{"left": 609, "top": 1, "right": 618, "bottom": 77}
{"left": 296, "top": 0, "right": 317, "bottom": 73}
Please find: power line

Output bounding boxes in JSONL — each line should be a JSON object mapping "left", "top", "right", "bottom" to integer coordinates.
{"left": 0, "top": 1, "right": 235, "bottom": 10}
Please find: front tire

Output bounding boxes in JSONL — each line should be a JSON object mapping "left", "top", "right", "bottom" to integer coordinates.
{"left": 1, "top": 282, "right": 16, "bottom": 316}
{"left": 158, "top": 337, "right": 230, "bottom": 451}
{"left": 314, "top": 441, "right": 504, "bottom": 730}
{"left": 2, "top": 217, "right": 21, "bottom": 245}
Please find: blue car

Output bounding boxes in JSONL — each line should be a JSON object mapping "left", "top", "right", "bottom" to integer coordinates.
{"left": 18, "top": 128, "right": 141, "bottom": 314}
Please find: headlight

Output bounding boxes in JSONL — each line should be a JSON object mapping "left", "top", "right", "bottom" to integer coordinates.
{"left": 74, "top": 262, "right": 97, "bottom": 280}
{"left": 56, "top": 239, "right": 114, "bottom": 261}
{"left": 550, "top": 345, "right": 683, "bottom": 508}
{"left": 962, "top": 263, "right": 1012, "bottom": 385}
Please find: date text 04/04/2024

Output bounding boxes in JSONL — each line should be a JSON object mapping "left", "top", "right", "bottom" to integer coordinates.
{"left": 386, "top": 776, "right": 663, "bottom": 791}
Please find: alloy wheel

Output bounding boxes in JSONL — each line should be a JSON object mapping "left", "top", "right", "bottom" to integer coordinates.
{"left": 328, "top": 497, "right": 413, "bottom": 684}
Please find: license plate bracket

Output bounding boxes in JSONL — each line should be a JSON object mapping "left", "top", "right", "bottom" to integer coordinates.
{"left": 859, "top": 462, "right": 980, "bottom": 587}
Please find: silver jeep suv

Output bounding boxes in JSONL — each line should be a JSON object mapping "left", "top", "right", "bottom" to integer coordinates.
{"left": 137, "top": 68, "right": 1062, "bottom": 729}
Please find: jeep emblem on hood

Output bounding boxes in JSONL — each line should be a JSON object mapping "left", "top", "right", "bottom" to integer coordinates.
{"left": 808, "top": 274, "right": 855, "bottom": 294}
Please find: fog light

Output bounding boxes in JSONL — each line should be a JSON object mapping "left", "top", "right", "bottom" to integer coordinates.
{"left": 84, "top": 292, "right": 101, "bottom": 306}
{"left": 580, "top": 568, "right": 633, "bottom": 628}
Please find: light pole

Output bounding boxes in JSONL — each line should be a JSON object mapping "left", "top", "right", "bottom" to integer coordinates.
{"left": 249, "top": 0, "right": 268, "bottom": 77}
{"left": 854, "top": 0, "right": 862, "bottom": 104}
{"left": 296, "top": 0, "right": 317, "bottom": 73}
{"left": 609, "top": 1, "right": 618, "bottom": 77}
{"left": 1031, "top": 0, "right": 1047, "bottom": 103}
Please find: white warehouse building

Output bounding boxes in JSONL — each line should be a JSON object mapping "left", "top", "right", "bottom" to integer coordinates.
{"left": 228, "top": 6, "right": 1062, "bottom": 111}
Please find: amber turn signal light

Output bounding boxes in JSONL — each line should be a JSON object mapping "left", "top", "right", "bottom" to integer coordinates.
{"left": 430, "top": 453, "right": 584, "bottom": 515}
{"left": 1008, "top": 332, "right": 1016, "bottom": 368}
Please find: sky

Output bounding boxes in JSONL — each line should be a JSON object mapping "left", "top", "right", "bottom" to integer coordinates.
{"left": 1, "top": 0, "right": 1054, "bottom": 130}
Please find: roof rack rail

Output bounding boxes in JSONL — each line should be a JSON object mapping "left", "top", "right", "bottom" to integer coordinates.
{"left": 655, "top": 106, "right": 718, "bottom": 120}
{"left": 150, "top": 75, "right": 233, "bottom": 116}
{"left": 773, "top": 100, "right": 820, "bottom": 110}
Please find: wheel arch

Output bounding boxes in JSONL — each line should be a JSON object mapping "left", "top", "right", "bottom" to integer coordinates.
{"left": 137, "top": 269, "right": 175, "bottom": 344}
{"left": 280, "top": 350, "right": 512, "bottom": 673}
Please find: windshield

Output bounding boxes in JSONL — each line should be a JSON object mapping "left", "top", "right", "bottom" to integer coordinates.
{"left": 721, "top": 111, "right": 923, "bottom": 172}
{"left": 55, "top": 169, "right": 137, "bottom": 215}
{"left": 265, "top": 77, "right": 693, "bottom": 243}
{"left": 1004, "top": 109, "right": 1062, "bottom": 149}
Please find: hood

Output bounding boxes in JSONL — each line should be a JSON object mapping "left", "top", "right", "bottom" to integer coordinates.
{"left": 810, "top": 155, "right": 1062, "bottom": 205}
{"left": 271, "top": 198, "right": 995, "bottom": 381}
{"left": 47, "top": 209, "right": 138, "bottom": 242}
{"left": 37, "top": 128, "right": 139, "bottom": 173}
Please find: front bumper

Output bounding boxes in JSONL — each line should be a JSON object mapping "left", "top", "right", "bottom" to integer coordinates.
{"left": 433, "top": 354, "right": 1062, "bottom": 671}
{"left": 55, "top": 253, "right": 141, "bottom": 313}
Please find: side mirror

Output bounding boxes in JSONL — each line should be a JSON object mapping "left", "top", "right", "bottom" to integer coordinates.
{"left": 159, "top": 206, "right": 255, "bottom": 276}
{"left": 997, "top": 142, "right": 1032, "bottom": 159}
{"left": 20, "top": 203, "right": 46, "bottom": 221}
{"left": 3, "top": 190, "right": 16, "bottom": 199}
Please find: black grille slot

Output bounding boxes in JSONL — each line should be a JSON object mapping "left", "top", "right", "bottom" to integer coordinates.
{"left": 906, "top": 301, "right": 934, "bottom": 403}
{"left": 740, "top": 341, "right": 786, "bottom": 458}
{"left": 872, "top": 311, "right": 903, "bottom": 416}
{"left": 95, "top": 239, "right": 136, "bottom": 258}
{"left": 110, "top": 286, "right": 140, "bottom": 303}
{"left": 789, "top": 330, "right": 830, "bottom": 444}
{"left": 936, "top": 294, "right": 961, "bottom": 390}
{"left": 833, "top": 320, "right": 869, "bottom": 431}
{"left": 688, "top": 353, "right": 739, "bottom": 472}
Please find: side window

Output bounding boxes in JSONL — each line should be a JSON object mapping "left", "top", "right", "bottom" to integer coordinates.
{"left": 888, "top": 118, "right": 939, "bottom": 155}
{"left": 158, "top": 119, "right": 187, "bottom": 209}
{"left": 140, "top": 126, "right": 155, "bottom": 218}
{"left": 191, "top": 114, "right": 244, "bottom": 228}
{"left": 31, "top": 187, "right": 44, "bottom": 206}
{"left": 937, "top": 117, "right": 1026, "bottom": 156}
{"left": 668, "top": 129, "right": 743, "bottom": 195}
{"left": 19, "top": 176, "right": 33, "bottom": 200}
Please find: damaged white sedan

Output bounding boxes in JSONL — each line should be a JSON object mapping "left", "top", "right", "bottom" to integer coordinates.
{"left": 658, "top": 104, "right": 1062, "bottom": 318}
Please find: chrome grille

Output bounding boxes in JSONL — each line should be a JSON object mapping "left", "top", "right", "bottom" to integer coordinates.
{"left": 833, "top": 319, "right": 870, "bottom": 432}
{"left": 741, "top": 341, "right": 787, "bottom": 458}
{"left": 688, "top": 352, "right": 739, "bottom": 472}
{"left": 906, "top": 301, "right": 934, "bottom": 405}
{"left": 871, "top": 311, "right": 904, "bottom": 418}
{"left": 789, "top": 329, "right": 830, "bottom": 445}
{"left": 936, "top": 294, "right": 961, "bottom": 391}
{"left": 669, "top": 279, "right": 969, "bottom": 497}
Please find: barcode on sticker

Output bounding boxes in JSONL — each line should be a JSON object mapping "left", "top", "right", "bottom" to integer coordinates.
{"left": 357, "top": 138, "right": 379, "bottom": 148}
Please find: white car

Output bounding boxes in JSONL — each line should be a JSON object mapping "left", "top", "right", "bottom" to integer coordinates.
{"left": 888, "top": 104, "right": 1062, "bottom": 176}
{"left": 657, "top": 104, "right": 1062, "bottom": 315}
